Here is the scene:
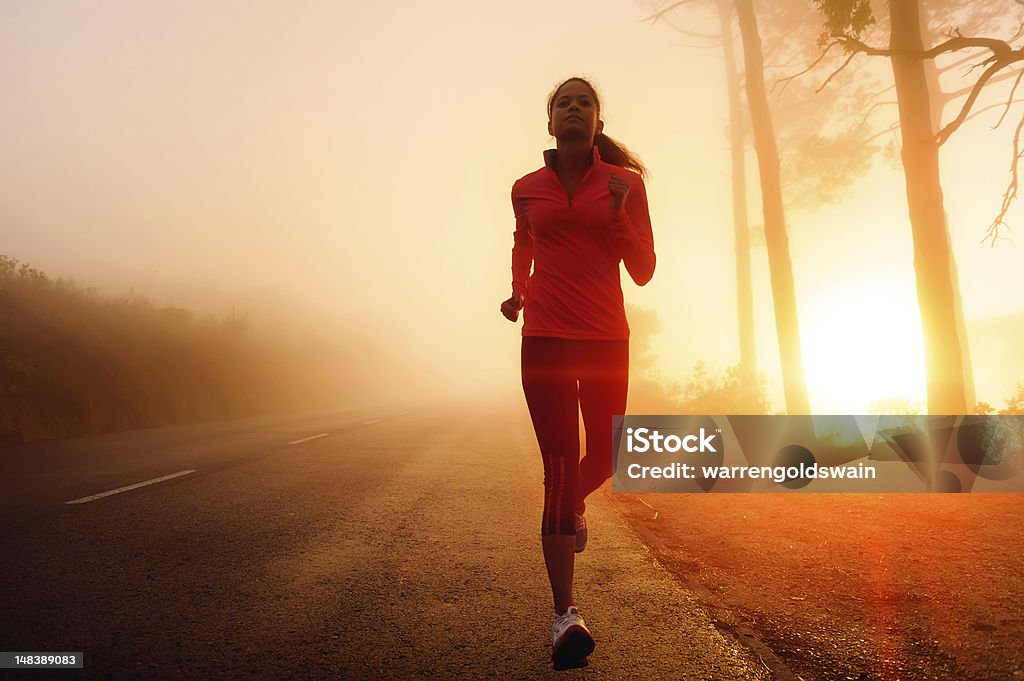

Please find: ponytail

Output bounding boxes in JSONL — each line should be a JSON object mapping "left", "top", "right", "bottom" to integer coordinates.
{"left": 594, "top": 131, "right": 648, "bottom": 181}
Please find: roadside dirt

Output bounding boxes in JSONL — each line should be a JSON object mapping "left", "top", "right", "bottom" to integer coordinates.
{"left": 608, "top": 492, "right": 1024, "bottom": 681}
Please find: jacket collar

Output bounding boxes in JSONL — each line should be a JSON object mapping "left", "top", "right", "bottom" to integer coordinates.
{"left": 543, "top": 145, "right": 601, "bottom": 170}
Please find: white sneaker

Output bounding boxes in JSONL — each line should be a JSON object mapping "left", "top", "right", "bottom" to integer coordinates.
{"left": 574, "top": 513, "right": 588, "bottom": 553}
{"left": 551, "top": 605, "right": 595, "bottom": 668}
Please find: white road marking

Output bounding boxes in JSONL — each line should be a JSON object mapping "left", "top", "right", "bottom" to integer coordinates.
{"left": 288, "top": 433, "right": 329, "bottom": 445}
{"left": 65, "top": 469, "right": 197, "bottom": 505}
{"left": 363, "top": 418, "right": 382, "bottom": 425}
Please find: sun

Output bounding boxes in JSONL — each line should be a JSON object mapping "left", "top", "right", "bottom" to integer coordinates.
{"left": 800, "top": 283, "right": 927, "bottom": 414}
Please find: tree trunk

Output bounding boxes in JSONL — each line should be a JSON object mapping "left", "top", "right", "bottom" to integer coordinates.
{"left": 717, "top": 0, "right": 757, "bottom": 380}
{"left": 919, "top": 10, "right": 977, "bottom": 411}
{"left": 734, "top": 0, "right": 810, "bottom": 414}
{"left": 889, "top": 0, "right": 967, "bottom": 414}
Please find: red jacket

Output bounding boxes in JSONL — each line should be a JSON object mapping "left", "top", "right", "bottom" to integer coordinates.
{"left": 510, "top": 145, "right": 656, "bottom": 340}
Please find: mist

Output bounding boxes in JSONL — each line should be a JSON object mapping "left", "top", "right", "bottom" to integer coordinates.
{"left": 3, "top": 0, "right": 1024, "bottom": 422}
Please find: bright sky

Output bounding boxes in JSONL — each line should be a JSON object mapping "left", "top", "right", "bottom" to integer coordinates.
{"left": 2, "top": 0, "right": 1022, "bottom": 413}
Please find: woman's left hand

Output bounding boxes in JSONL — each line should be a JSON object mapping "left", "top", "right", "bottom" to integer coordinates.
{"left": 609, "top": 173, "right": 630, "bottom": 212}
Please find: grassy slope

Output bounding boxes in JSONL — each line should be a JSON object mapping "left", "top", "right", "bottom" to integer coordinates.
{"left": 0, "top": 255, "right": 373, "bottom": 444}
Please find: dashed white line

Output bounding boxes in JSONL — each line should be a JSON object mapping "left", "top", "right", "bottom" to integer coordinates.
{"left": 363, "top": 419, "right": 382, "bottom": 425}
{"left": 288, "top": 433, "right": 329, "bottom": 445}
{"left": 65, "top": 469, "right": 197, "bottom": 505}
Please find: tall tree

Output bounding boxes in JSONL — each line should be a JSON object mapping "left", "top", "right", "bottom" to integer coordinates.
{"left": 887, "top": 0, "right": 967, "bottom": 414}
{"left": 917, "top": 0, "right": 1024, "bottom": 408}
{"left": 812, "top": 0, "right": 1024, "bottom": 413}
{"left": 919, "top": 11, "right": 976, "bottom": 410}
{"left": 914, "top": 0, "right": 1024, "bottom": 410}
{"left": 735, "top": 0, "right": 810, "bottom": 414}
{"left": 644, "top": 0, "right": 880, "bottom": 413}
{"left": 643, "top": 0, "right": 760, "bottom": 380}
{"left": 717, "top": 0, "right": 757, "bottom": 380}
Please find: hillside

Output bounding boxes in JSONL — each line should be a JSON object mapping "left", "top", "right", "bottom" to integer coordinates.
{"left": 0, "top": 254, "right": 407, "bottom": 445}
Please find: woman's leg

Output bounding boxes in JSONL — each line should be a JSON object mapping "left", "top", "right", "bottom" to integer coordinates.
{"left": 576, "top": 340, "right": 629, "bottom": 515}
{"left": 522, "top": 336, "right": 581, "bottom": 614}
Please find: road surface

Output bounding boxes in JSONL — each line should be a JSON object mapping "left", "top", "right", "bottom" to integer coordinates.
{"left": 1, "top": 401, "right": 771, "bottom": 679}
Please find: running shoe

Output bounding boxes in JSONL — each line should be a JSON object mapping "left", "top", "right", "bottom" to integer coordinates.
{"left": 574, "top": 513, "right": 588, "bottom": 553}
{"left": 551, "top": 605, "right": 595, "bottom": 668}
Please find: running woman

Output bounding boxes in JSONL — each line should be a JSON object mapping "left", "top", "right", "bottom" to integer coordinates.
{"left": 500, "top": 76, "right": 656, "bottom": 669}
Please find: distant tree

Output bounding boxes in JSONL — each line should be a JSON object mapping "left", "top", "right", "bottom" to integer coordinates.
{"left": 869, "top": 396, "right": 925, "bottom": 415}
{"left": 625, "top": 304, "right": 685, "bottom": 412}
{"left": 642, "top": 0, "right": 759, "bottom": 381}
{"left": 642, "top": 0, "right": 888, "bottom": 414}
{"left": 717, "top": 0, "right": 758, "bottom": 381}
{"left": 642, "top": 0, "right": 811, "bottom": 413}
{"left": 625, "top": 304, "right": 771, "bottom": 413}
{"left": 734, "top": 0, "right": 810, "bottom": 414}
{"left": 974, "top": 401, "right": 995, "bottom": 415}
{"left": 1002, "top": 383, "right": 1024, "bottom": 415}
{"left": 678, "top": 360, "right": 771, "bottom": 413}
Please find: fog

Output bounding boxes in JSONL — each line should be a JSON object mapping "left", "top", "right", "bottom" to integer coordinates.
{"left": 3, "top": 0, "right": 1023, "bottom": 414}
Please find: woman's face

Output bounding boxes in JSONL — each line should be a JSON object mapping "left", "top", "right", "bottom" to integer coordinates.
{"left": 548, "top": 80, "right": 603, "bottom": 143}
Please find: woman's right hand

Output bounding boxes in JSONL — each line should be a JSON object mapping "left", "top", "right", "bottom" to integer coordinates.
{"left": 500, "top": 292, "right": 524, "bottom": 322}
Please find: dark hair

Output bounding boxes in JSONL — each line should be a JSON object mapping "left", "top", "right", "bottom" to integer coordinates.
{"left": 546, "top": 76, "right": 648, "bottom": 181}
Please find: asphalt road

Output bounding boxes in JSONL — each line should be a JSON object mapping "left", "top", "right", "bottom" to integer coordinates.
{"left": 0, "top": 401, "right": 770, "bottom": 680}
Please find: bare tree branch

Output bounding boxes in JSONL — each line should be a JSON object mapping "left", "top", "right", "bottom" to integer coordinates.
{"left": 858, "top": 100, "right": 899, "bottom": 126}
{"left": 641, "top": 0, "right": 703, "bottom": 24}
{"left": 864, "top": 121, "right": 902, "bottom": 145}
{"left": 833, "top": 34, "right": 1024, "bottom": 145}
{"left": 641, "top": 0, "right": 721, "bottom": 46}
{"left": 958, "top": 98, "right": 1024, "bottom": 126}
{"left": 944, "top": 67, "right": 1024, "bottom": 100}
{"left": 995, "top": 71, "right": 1024, "bottom": 129}
{"left": 963, "top": 54, "right": 999, "bottom": 77}
{"left": 1009, "top": 17, "right": 1024, "bottom": 43}
{"left": 816, "top": 50, "right": 858, "bottom": 94}
{"left": 938, "top": 57, "right": 1024, "bottom": 144}
{"left": 984, "top": 111, "right": 1024, "bottom": 246}
{"left": 851, "top": 98, "right": 1019, "bottom": 144}
{"left": 673, "top": 29, "right": 721, "bottom": 41}
{"left": 762, "top": 25, "right": 820, "bottom": 71}
{"left": 865, "top": 83, "right": 896, "bottom": 100}
{"left": 937, "top": 50, "right": 987, "bottom": 74}
{"left": 837, "top": 34, "right": 1015, "bottom": 61}
{"left": 772, "top": 41, "right": 840, "bottom": 96}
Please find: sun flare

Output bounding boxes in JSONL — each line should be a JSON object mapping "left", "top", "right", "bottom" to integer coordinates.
{"left": 801, "top": 283, "right": 927, "bottom": 414}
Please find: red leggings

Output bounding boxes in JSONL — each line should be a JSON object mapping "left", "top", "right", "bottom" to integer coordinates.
{"left": 521, "top": 336, "right": 629, "bottom": 536}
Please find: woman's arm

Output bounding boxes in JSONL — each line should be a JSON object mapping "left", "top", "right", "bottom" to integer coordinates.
{"left": 609, "top": 174, "right": 656, "bottom": 286}
{"left": 500, "top": 180, "right": 532, "bottom": 321}
{"left": 511, "top": 180, "right": 534, "bottom": 297}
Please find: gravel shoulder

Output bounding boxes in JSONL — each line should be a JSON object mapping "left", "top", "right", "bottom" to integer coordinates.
{"left": 608, "top": 491, "right": 1024, "bottom": 681}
